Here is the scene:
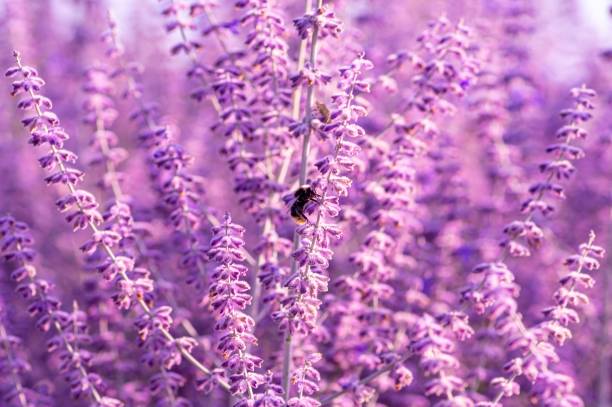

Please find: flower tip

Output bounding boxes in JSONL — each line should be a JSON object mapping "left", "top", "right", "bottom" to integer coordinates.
{"left": 588, "top": 230, "right": 596, "bottom": 244}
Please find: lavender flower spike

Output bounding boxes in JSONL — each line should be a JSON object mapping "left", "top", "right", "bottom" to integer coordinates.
{"left": 0, "top": 216, "right": 123, "bottom": 407}
{"left": 5, "top": 51, "right": 230, "bottom": 398}
{"left": 484, "top": 232, "right": 605, "bottom": 406}
{"left": 0, "top": 314, "right": 51, "bottom": 407}
{"left": 0, "top": 4, "right": 609, "bottom": 407}
{"left": 208, "top": 213, "right": 264, "bottom": 400}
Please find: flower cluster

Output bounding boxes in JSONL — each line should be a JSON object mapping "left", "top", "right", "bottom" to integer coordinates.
{"left": 208, "top": 214, "right": 264, "bottom": 399}
{"left": 103, "top": 13, "right": 212, "bottom": 296}
{"left": 0, "top": 216, "right": 122, "bottom": 407}
{"left": 409, "top": 314, "right": 468, "bottom": 402}
{"left": 332, "top": 17, "right": 478, "bottom": 403}
{"left": 0, "top": 314, "right": 52, "bottom": 407}
{"left": 286, "top": 353, "right": 322, "bottom": 407}
{"left": 459, "top": 86, "right": 597, "bottom": 405}
{"left": 274, "top": 54, "right": 372, "bottom": 337}
{"left": 6, "top": 51, "right": 225, "bottom": 406}
{"left": 486, "top": 232, "right": 604, "bottom": 406}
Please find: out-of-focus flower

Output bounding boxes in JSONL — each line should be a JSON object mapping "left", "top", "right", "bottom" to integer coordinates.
{"left": 0, "top": 216, "right": 122, "bottom": 406}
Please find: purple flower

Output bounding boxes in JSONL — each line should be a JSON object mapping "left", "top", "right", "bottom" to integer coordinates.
{"left": 0, "top": 216, "right": 122, "bottom": 406}
{"left": 208, "top": 214, "right": 264, "bottom": 399}
{"left": 0, "top": 4, "right": 609, "bottom": 407}
{"left": 484, "top": 233, "right": 603, "bottom": 406}
{"left": 0, "top": 316, "right": 53, "bottom": 407}
{"left": 292, "top": 5, "right": 342, "bottom": 40}
{"left": 6, "top": 51, "right": 229, "bottom": 405}
{"left": 287, "top": 353, "right": 322, "bottom": 407}
{"left": 409, "top": 314, "right": 465, "bottom": 400}
{"left": 275, "top": 53, "right": 372, "bottom": 338}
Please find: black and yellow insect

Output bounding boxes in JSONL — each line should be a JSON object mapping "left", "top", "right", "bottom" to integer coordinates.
{"left": 290, "top": 185, "right": 320, "bottom": 225}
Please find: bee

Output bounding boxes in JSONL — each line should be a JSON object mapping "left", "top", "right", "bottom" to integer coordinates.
{"left": 290, "top": 185, "right": 321, "bottom": 225}
{"left": 315, "top": 101, "right": 332, "bottom": 124}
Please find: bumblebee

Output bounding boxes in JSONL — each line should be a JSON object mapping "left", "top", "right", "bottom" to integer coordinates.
{"left": 315, "top": 101, "right": 332, "bottom": 123}
{"left": 290, "top": 185, "right": 320, "bottom": 225}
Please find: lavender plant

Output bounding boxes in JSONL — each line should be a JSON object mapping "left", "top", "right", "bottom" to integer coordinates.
{"left": 0, "top": 1, "right": 610, "bottom": 407}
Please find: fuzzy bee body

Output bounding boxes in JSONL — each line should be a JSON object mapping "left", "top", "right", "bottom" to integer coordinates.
{"left": 290, "top": 185, "right": 320, "bottom": 225}
{"left": 290, "top": 204, "right": 308, "bottom": 225}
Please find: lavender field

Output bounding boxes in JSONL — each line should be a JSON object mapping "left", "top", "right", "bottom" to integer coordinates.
{"left": 0, "top": 1, "right": 611, "bottom": 406}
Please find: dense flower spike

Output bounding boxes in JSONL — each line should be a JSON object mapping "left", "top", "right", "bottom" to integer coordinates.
{"left": 460, "top": 85, "right": 597, "bottom": 405}
{"left": 208, "top": 214, "right": 264, "bottom": 399}
{"left": 331, "top": 17, "right": 478, "bottom": 404}
{"left": 274, "top": 52, "right": 372, "bottom": 402}
{"left": 485, "top": 232, "right": 604, "bottom": 406}
{"left": 203, "top": 0, "right": 298, "bottom": 330}
{"left": 274, "top": 54, "right": 372, "bottom": 334}
{"left": 103, "top": 12, "right": 227, "bottom": 298}
{"left": 0, "top": 315, "right": 52, "bottom": 407}
{"left": 0, "top": 216, "right": 122, "bottom": 406}
{"left": 6, "top": 51, "right": 230, "bottom": 403}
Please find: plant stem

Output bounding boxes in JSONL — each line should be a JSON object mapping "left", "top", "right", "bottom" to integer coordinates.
{"left": 320, "top": 355, "right": 410, "bottom": 405}
{"left": 598, "top": 211, "right": 611, "bottom": 407}
{"left": 275, "top": 0, "right": 314, "bottom": 187}
{"left": 0, "top": 323, "right": 29, "bottom": 407}
{"left": 281, "top": 332, "right": 293, "bottom": 401}
{"left": 298, "top": 0, "right": 323, "bottom": 186}
{"left": 282, "top": 0, "right": 324, "bottom": 400}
